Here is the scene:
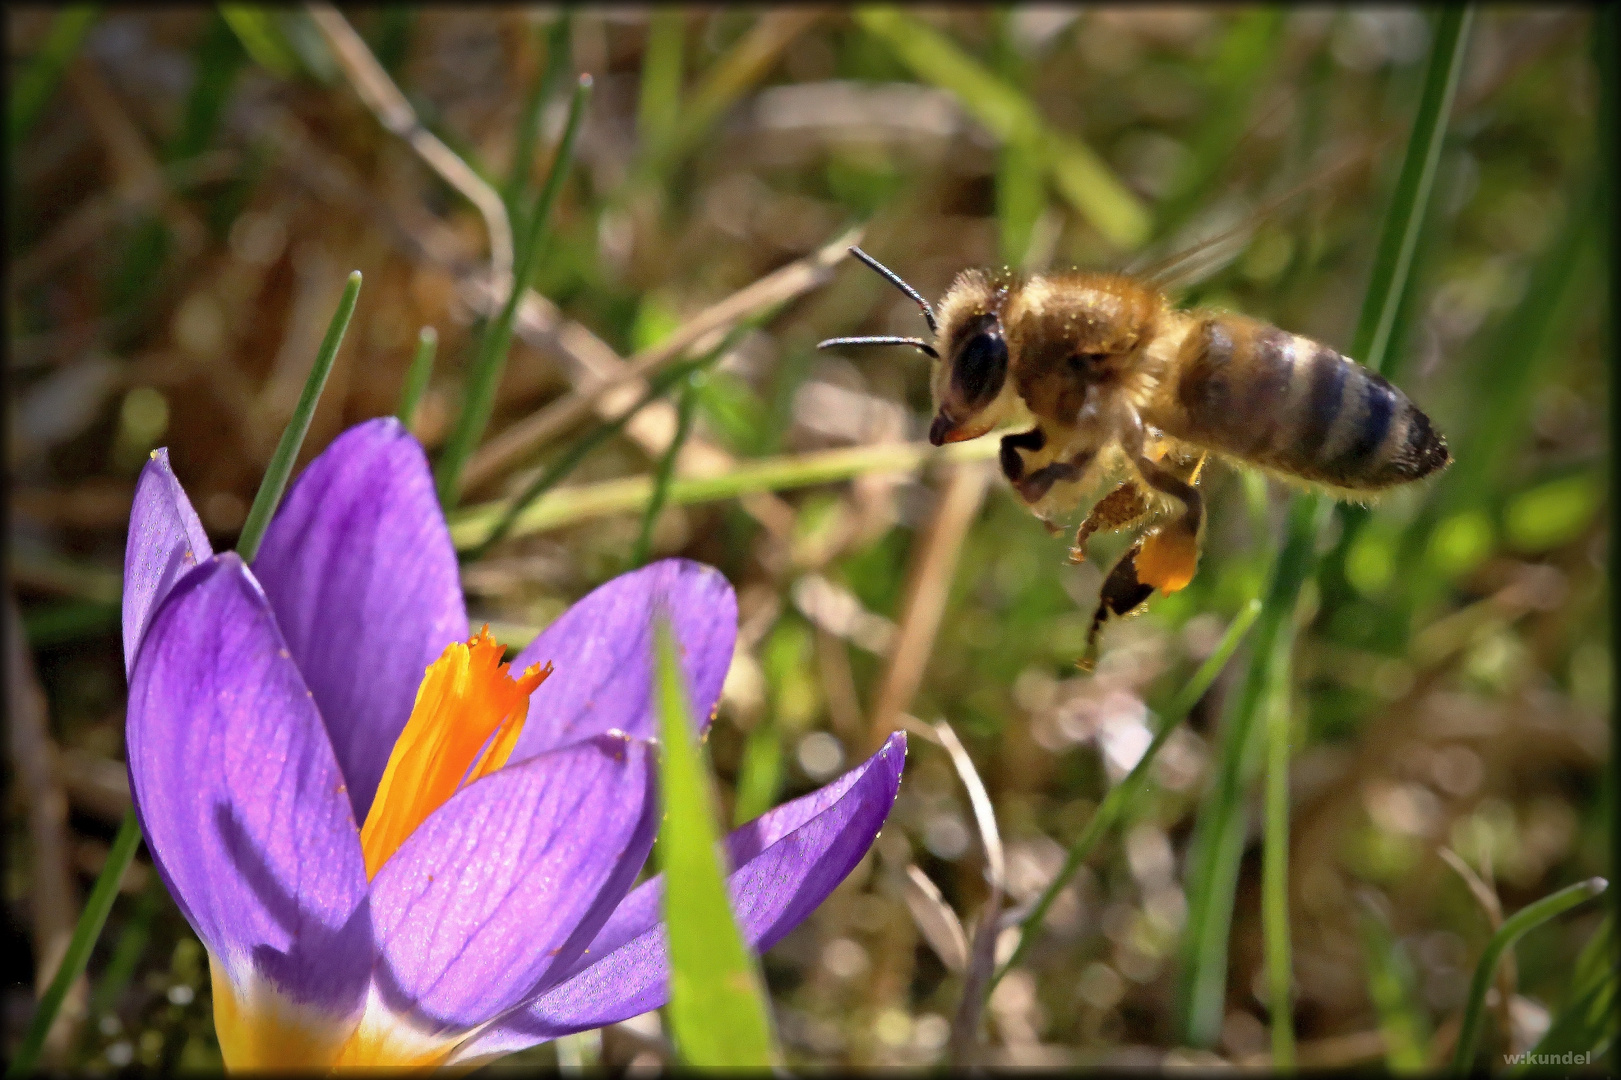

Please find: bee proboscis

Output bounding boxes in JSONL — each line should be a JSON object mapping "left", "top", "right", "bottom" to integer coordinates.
{"left": 818, "top": 248, "right": 1451, "bottom": 658}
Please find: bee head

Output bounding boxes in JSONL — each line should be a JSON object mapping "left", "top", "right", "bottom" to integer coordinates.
{"left": 815, "top": 250, "right": 1018, "bottom": 446}
{"left": 927, "top": 270, "right": 1019, "bottom": 445}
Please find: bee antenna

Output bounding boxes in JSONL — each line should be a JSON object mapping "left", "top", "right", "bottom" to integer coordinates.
{"left": 848, "top": 247, "right": 938, "bottom": 334}
{"left": 816, "top": 335, "right": 939, "bottom": 360}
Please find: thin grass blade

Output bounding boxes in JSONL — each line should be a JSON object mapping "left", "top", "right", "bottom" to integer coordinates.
{"left": 855, "top": 7, "right": 1149, "bottom": 249}
{"left": 631, "top": 374, "right": 700, "bottom": 568}
{"left": 1515, "top": 914, "right": 1616, "bottom": 1069}
{"left": 6, "top": 811, "right": 141, "bottom": 1078}
{"left": 505, "top": 12, "right": 573, "bottom": 226}
{"left": 219, "top": 5, "right": 302, "bottom": 78}
{"left": 1260, "top": 629, "right": 1296, "bottom": 1065}
{"left": 396, "top": 326, "right": 438, "bottom": 432}
{"left": 8, "top": 5, "right": 100, "bottom": 149}
{"left": 1451, "top": 878, "right": 1608, "bottom": 1073}
{"left": 994, "top": 598, "right": 1261, "bottom": 987}
{"left": 637, "top": 10, "right": 684, "bottom": 151}
{"left": 465, "top": 328, "right": 740, "bottom": 560}
{"left": 436, "top": 74, "right": 592, "bottom": 509}
{"left": 237, "top": 269, "right": 362, "bottom": 561}
{"left": 1358, "top": 898, "right": 1432, "bottom": 1072}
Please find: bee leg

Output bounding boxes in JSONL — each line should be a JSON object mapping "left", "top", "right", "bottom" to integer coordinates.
{"left": 998, "top": 427, "right": 1047, "bottom": 484}
{"left": 1080, "top": 538, "right": 1156, "bottom": 668}
{"left": 1069, "top": 481, "right": 1152, "bottom": 564}
{"left": 1015, "top": 448, "right": 1096, "bottom": 505}
{"left": 1132, "top": 456, "right": 1204, "bottom": 594}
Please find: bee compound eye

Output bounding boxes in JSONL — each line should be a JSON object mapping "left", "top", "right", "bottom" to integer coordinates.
{"left": 951, "top": 329, "right": 1009, "bottom": 408}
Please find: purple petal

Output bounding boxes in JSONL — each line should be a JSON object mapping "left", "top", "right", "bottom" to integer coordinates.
{"left": 367, "top": 734, "right": 659, "bottom": 1036}
{"left": 452, "top": 732, "right": 907, "bottom": 1060}
{"left": 251, "top": 418, "right": 468, "bottom": 823}
{"left": 125, "top": 554, "right": 372, "bottom": 1014}
{"left": 123, "top": 448, "right": 211, "bottom": 677}
{"left": 509, "top": 559, "right": 736, "bottom": 760}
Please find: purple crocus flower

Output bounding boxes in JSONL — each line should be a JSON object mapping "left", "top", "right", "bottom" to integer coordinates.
{"left": 122, "top": 418, "right": 906, "bottom": 1068}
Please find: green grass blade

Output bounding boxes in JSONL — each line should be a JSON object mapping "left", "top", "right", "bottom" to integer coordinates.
{"left": 1516, "top": 914, "right": 1616, "bottom": 1069}
{"left": 6, "top": 810, "right": 141, "bottom": 1079}
{"left": 646, "top": 13, "right": 810, "bottom": 181}
{"left": 993, "top": 598, "right": 1260, "bottom": 987}
{"left": 1178, "top": 496, "right": 1324, "bottom": 1045}
{"left": 8, "top": 5, "right": 99, "bottom": 149}
{"left": 1348, "top": 7, "right": 1474, "bottom": 373}
{"left": 1177, "top": 9, "right": 1474, "bottom": 1046}
{"left": 631, "top": 374, "right": 700, "bottom": 568}
{"left": 22, "top": 600, "right": 120, "bottom": 648}
{"left": 464, "top": 331, "right": 738, "bottom": 560}
{"left": 1451, "top": 878, "right": 1608, "bottom": 1073}
{"left": 86, "top": 878, "right": 165, "bottom": 1022}
{"left": 396, "top": 326, "right": 438, "bottom": 432}
{"left": 654, "top": 620, "right": 780, "bottom": 1067}
{"left": 435, "top": 74, "right": 592, "bottom": 509}
{"left": 171, "top": 12, "right": 247, "bottom": 163}
{"left": 732, "top": 719, "right": 784, "bottom": 827}
{"left": 855, "top": 7, "right": 1149, "bottom": 249}
{"left": 637, "top": 9, "right": 684, "bottom": 151}
{"left": 505, "top": 11, "right": 573, "bottom": 226}
{"left": 1358, "top": 901, "right": 1432, "bottom": 1072}
{"left": 219, "top": 5, "right": 302, "bottom": 79}
{"left": 237, "top": 269, "right": 362, "bottom": 561}
{"left": 1260, "top": 630, "right": 1295, "bottom": 1065}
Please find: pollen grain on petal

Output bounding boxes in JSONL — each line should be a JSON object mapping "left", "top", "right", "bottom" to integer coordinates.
{"left": 359, "top": 626, "right": 553, "bottom": 879}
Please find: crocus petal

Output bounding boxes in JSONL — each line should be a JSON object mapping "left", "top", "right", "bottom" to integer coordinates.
{"left": 251, "top": 418, "right": 468, "bottom": 823}
{"left": 365, "top": 734, "right": 658, "bottom": 1039}
{"left": 509, "top": 559, "right": 736, "bottom": 760}
{"left": 125, "top": 554, "right": 372, "bottom": 1018}
{"left": 451, "top": 732, "right": 907, "bottom": 1061}
{"left": 122, "top": 448, "right": 211, "bottom": 676}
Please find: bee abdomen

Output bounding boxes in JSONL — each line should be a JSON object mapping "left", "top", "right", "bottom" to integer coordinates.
{"left": 1171, "top": 317, "right": 1449, "bottom": 490}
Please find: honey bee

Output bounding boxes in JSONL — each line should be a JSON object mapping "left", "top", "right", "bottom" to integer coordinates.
{"left": 818, "top": 248, "right": 1451, "bottom": 653}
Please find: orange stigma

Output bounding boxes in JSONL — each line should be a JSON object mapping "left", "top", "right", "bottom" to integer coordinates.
{"left": 360, "top": 626, "right": 551, "bottom": 880}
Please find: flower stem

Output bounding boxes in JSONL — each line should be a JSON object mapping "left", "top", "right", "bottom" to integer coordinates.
{"left": 6, "top": 810, "right": 141, "bottom": 1078}
{"left": 991, "top": 598, "right": 1261, "bottom": 988}
{"left": 630, "top": 374, "right": 699, "bottom": 568}
{"left": 237, "top": 269, "right": 363, "bottom": 561}
{"left": 1451, "top": 878, "right": 1608, "bottom": 1073}
{"left": 396, "top": 325, "right": 438, "bottom": 433}
{"left": 435, "top": 74, "right": 592, "bottom": 510}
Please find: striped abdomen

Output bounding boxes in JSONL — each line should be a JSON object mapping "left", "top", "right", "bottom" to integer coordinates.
{"left": 1163, "top": 314, "right": 1449, "bottom": 490}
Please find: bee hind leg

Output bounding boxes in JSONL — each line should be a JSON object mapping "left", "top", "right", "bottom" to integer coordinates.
{"left": 1079, "top": 452, "right": 1208, "bottom": 669}
{"left": 1070, "top": 481, "right": 1152, "bottom": 564}
{"left": 1080, "top": 538, "right": 1156, "bottom": 669}
{"left": 1132, "top": 455, "right": 1205, "bottom": 595}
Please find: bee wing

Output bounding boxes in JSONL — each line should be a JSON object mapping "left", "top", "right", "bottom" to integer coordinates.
{"left": 1131, "top": 145, "right": 1369, "bottom": 293}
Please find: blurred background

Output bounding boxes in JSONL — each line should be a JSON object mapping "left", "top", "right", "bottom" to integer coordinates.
{"left": 5, "top": 5, "right": 1610, "bottom": 1071}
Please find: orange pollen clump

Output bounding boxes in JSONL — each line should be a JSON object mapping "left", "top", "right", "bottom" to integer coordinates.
{"left": 360, "top": 626, "right": 551, "bottom": 880}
